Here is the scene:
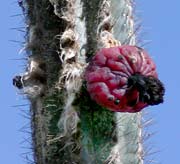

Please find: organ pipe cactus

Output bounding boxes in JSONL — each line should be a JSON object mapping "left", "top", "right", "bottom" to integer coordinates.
{"left": 13, "top": 0, "right": 164, "bottom": 163}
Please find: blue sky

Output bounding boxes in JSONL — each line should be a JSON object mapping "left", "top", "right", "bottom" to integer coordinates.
{"left": 139, "top": 1, "right": 180, "bottom": 163}
{"left": 1, "top": 0, "right": 180, "bottom": 163}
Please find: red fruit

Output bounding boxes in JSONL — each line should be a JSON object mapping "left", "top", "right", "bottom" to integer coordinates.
{"left": 85, "top": 45, "right": 165, "bottom": 113}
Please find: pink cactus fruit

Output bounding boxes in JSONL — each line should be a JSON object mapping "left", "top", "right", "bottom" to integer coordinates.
{"left": 85, "top": 45, "right": 165, "bottom": 113}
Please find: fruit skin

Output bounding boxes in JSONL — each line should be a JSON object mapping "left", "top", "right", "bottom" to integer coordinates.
{"left": 85, "top": 45, "right": 164, "bottom": 113}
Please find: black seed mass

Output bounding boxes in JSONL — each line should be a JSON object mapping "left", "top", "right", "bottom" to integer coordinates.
{"left": 127, "top": 74, "right": 165, "bottom": 106}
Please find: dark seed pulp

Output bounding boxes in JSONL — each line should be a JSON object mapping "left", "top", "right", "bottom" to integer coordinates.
{"left": 127, "top": 74, "right": 165, "bottom": 106}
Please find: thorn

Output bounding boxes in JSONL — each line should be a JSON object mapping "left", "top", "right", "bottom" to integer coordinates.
{"left": 9, "top": 40, "right": 25, "bottom": 44}
{"left": 10, "top": 13, "right": 27, "bottom": 17}
{"left": 9, "top": 58, "right": 27, "bottom": 61}
{"left": 142, "top": 118, "right": 154, "bottom": 127}
{"left": 20, "top": 137, "right": 32, "bottom": 145}
{"left": 142, "top": 131, "right": 157, "bottom": 142}
{"left": 18, "top": 113, "right": 31, "bottom": 120}
{"left": 10, "top": 27, "right": 26, "bottom": 30}
{"left": 11, "top": 104, "right": 29, "bottom": 107}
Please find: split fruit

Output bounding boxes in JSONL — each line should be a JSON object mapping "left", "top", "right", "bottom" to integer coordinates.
{"left": 85, "top": 45, "right": 165, "bottom": 113}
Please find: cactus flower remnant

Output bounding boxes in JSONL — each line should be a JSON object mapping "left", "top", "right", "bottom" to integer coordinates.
{"left": 85, "top": 45, "right": 165, "bottom": 113}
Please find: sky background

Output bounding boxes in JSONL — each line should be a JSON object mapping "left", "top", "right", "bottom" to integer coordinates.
{"left": 0, "top": 0, "right": 180, "bottom": 164}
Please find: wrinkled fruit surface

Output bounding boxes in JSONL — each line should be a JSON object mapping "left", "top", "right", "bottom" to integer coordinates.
{"left": 85, "top": 45, "right": 165, "bottom": 113}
